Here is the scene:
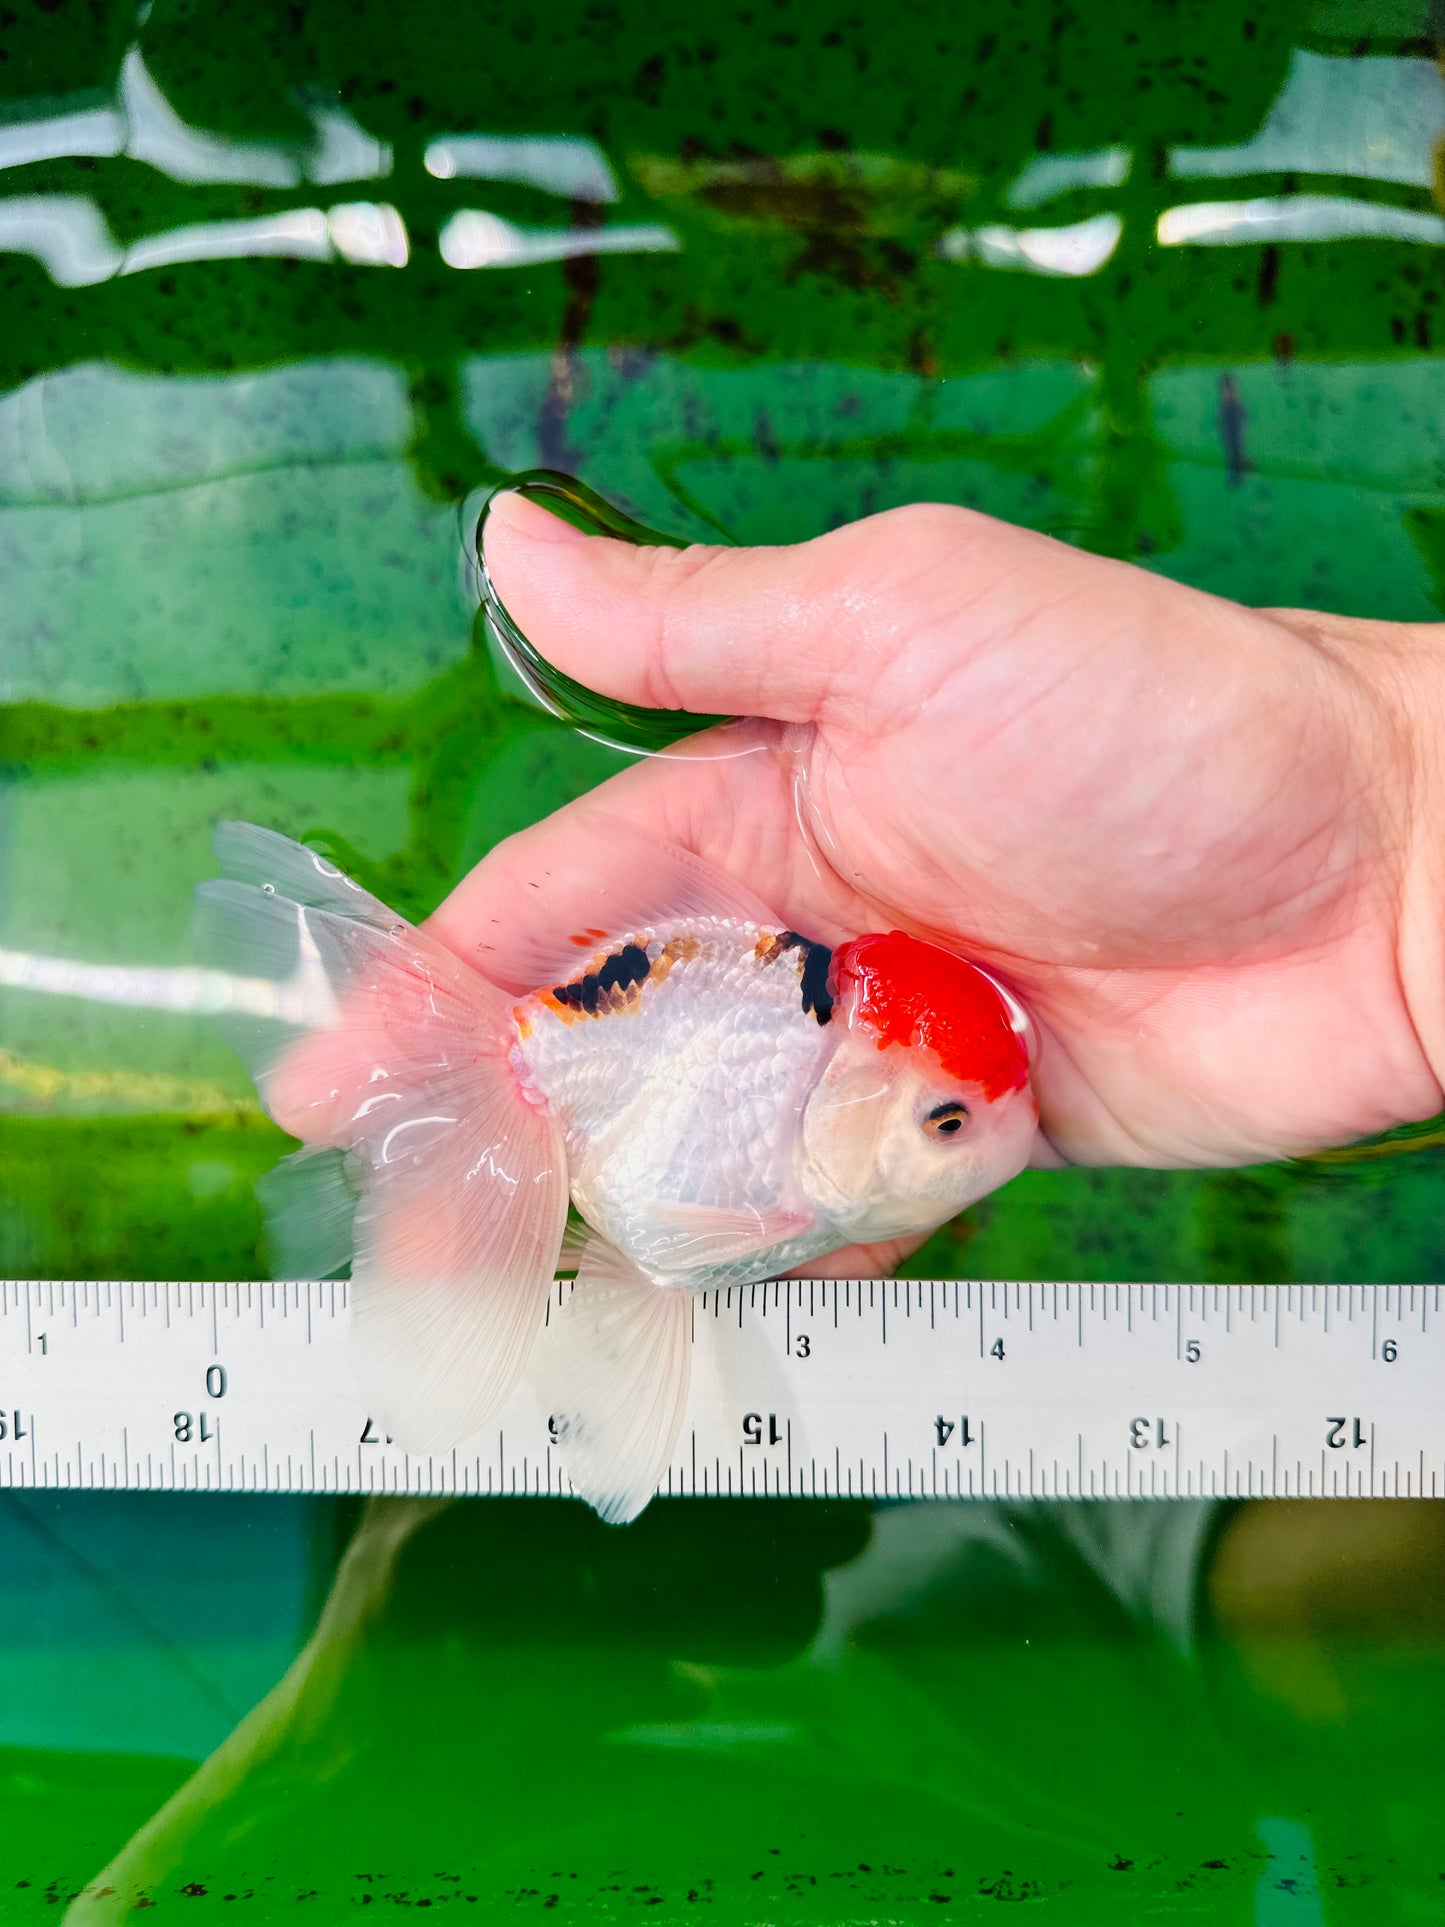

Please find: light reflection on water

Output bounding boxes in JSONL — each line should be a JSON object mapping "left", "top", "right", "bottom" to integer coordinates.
{"left": 1170, "top": 49, "right": 1445, "bottom": 190}
{"left": 438, "top": 210, "right": 680, "bottom": 270}
{"left": 5, "top": 37, "right": 1445, "bottom": 291}
{"left": 0, "top": 197, "right": 409, "bottom": 285}
{"left": 424, "top": 132, "right": 620, "bottom": 202}
{"left": 0, "top": 46, "right": 389, "bottom": 187}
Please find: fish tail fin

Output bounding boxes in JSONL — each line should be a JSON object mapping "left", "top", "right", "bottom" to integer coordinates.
{"left": 196, "top": 821, "right": 569, "bottom": 1451}
{"left": 540, "top": 1237, "right": 691, "bottom": 1525}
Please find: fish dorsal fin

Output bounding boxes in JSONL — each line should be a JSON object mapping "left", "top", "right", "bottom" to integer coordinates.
{"left": 537, "top": 1237, "right": 692, "bottom": 1525}
{"left": 435, "top": 816, "right": 786, "bottom": 995}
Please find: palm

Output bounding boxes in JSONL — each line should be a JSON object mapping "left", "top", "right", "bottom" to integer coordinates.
{"left": 448, "top": 500, "right": 1442, "bottom": 1174}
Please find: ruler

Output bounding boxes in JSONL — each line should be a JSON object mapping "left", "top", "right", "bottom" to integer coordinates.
{"left": 1, "top": 1281, "right": 1441, "bottom": 1501}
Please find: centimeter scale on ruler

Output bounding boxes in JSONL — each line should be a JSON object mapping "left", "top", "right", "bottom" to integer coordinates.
{"left": 0, "top": 1280, "right": 1440, "bottom": 1501}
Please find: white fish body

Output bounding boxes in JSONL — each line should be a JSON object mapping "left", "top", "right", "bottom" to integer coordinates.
{"left": 196, "top": 821, "right": 1038, "bottom": 1525}
{"left": 513, "top": 920, "right": 842, "bottom": 1291}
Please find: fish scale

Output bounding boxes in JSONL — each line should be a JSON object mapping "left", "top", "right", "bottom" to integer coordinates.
{"left": 516, "top": 920, "right": 836, "bottom": 1284}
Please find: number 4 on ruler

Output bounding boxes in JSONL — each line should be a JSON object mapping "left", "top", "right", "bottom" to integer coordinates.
{"left": 935, "top": 1416, "right": 976, "bottom": 1447}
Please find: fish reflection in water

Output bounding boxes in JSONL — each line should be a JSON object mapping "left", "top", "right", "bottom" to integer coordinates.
{"left": 59, "top": 1494, "right": 1445, "bottom": 1920}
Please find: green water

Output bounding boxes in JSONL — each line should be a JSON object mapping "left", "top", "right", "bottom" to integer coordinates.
{"left": 3, "top": 1, "right": 1445, "bottom": 1917}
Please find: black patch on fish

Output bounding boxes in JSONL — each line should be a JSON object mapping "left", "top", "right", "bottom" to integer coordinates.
{"left": 595, "top": 943, "right": 651, "bottom": 995}
{"left": 551, "top": 939, "right": 651, "bottom": 1016}
{"left": 772, "top": 931, "right": 835, "bottom": 1026}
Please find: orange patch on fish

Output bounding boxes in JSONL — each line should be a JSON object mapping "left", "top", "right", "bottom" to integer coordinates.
{"left": 649, "top": 934, "right": 702, "bottom": 983}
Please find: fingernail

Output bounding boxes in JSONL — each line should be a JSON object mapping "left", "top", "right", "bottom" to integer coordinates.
{"left": 485, "top": 489, "right": 592, "bottom": 547}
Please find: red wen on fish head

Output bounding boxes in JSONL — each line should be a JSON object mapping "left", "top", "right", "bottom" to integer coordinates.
{"left": 832, "top": 932, "right": 1031, "bottom": 1102}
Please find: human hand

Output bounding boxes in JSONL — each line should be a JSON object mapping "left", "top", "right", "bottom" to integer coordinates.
{"left": 449, "top": 492, "right": 1445, "bottom": 1176}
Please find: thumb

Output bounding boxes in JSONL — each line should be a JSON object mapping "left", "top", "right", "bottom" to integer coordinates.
{"left": 481, "top": 489, "right": 996, "bottom": 725}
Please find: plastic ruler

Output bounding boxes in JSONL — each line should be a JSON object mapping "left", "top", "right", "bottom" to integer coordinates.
{"left": 0, "top": 1280, "right": 1440, "bottom": 1501}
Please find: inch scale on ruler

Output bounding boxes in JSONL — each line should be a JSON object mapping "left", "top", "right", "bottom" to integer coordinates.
{"left": 0, "top": 1280, "right": 1441, "bottom": 1502}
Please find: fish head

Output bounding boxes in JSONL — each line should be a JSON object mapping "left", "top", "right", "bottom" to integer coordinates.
{"left": 798, "top": 931, "right": 1037, "bottom": 1241}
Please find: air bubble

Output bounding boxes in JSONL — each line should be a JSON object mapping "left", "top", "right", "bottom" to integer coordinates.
{"left": 262, "top": 883, "right": 276, "bottom": 895}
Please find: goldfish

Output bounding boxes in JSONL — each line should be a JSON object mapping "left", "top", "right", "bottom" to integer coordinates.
{"left": 196, "top": 820, "right": 1037, "bottom": 1522}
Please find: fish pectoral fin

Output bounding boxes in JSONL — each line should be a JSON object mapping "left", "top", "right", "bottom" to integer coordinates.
{"left": 642, "top": 1200, "right": 815, "bottom": 1270}
{"left": 539, "top": 1239, "right": 691, "bottom": 1525}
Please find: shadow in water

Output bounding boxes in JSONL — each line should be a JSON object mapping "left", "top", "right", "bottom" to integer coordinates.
{"left": 48, "top": 1492, "right": 1445, "bottom": 1921}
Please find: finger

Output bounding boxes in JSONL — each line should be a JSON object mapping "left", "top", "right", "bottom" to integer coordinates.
{"left": 482, "top": 489, "right": 1035, "bottom": 727}
{"left": 787, "top": 1235, "right": 925, "bottom": 1280}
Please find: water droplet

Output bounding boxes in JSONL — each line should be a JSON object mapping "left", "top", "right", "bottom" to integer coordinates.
{"left": 262, "top": 883, "right": 276, "bottom": 896}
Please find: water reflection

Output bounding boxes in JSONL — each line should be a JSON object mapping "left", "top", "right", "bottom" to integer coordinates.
{"left": 300, "top": 98, "right": 392, "bottom": 189}
{"left": 8, "top": 41, "right": 1443, "bottom": 298}
{"left": 29, "top": 1492, "right": 1444, "bottom": 1918}
{"left": 425, "top": 132, "right": 618, "bottom": 202}
{"left": 0, "top": 105, "right": 122, "bottom": 172}
{"left": 1005, "top": 146, "right": 1130, "bottom": 210}
{"left": 0, "top": 47, "right": 391, "bottom": 188}
{"left": 123, "top": 209, "right": 331, "bottom": 273}
{"left": 117, "top": 46, "right": 302, "bottom": 188}
{"left": 325, "top": 200, "right": 409, "bottom": 267}
{"left": 0, "top": 944, "right": 336, "bottom": 1028}
{"left": 439, "top": 209, "right": 678, "bottom": 270}
{"left": 1159, "top": 195, "right": 1445, "bottom": 248}
{"left": 0, "top": 196, "right": 122, "bottom": 288}
{"left": 939, "top": 212, "right": 1122, "bottom": 276}
{"left": 0, "top": 196, "right": 408, "bottom": 286}
{"left": 1171, "top": 50, "right": 1445, "bottom": 190}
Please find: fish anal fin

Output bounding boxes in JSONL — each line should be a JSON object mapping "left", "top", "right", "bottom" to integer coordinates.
{"left": 539, "top": 1239, "right": 691, "bottom": 1525}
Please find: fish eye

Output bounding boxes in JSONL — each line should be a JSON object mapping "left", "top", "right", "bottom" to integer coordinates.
{"left": 922, "top": 1100, "right": 968, "bottom": 1138}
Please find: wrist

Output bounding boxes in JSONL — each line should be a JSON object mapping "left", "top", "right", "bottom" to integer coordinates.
{"left": 1288, "top": 609, "right": 1445, "bottom": 1108}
